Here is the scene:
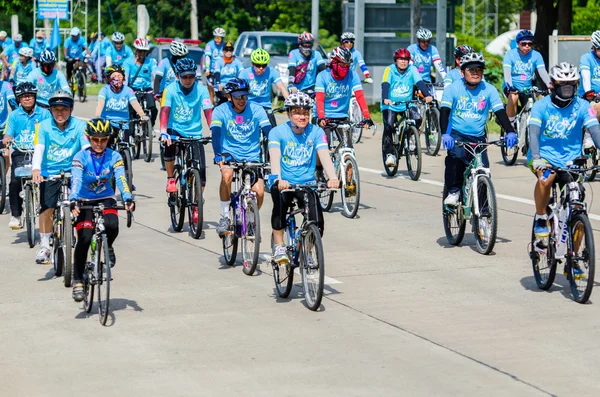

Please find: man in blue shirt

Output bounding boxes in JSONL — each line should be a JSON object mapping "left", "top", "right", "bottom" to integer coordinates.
{"left": 10, "top": 47, "right": 35, "bottom": 84}
{"left": 440, "top": 53, "right": 516, "bottom": 206}
{"left": 340, "top": 32, "right": 373, "bottom": 84}
{"left": 31, "top": 91, "right": 90, "bottom": 264}
{"left": 64, "top": 27, "right": 90, "bottom": 84}
{"left": 2, "top": 82, "right": 51, "bottom": 230}
{"left": 210, "top": 78, "right": 271, "bottom": 235}
{"left": 1, "top": 33, "right": 28, "bottom": 77}
{"left": 407, "top": 28, "right": 446, "bottom": 84}
{"left": 124, "top": 38, "right": 158, "bottom": 125}
{"left": 287, "top": 32, "right": 327, "bottom": 93}
{"left": 154, "top": 41, "right": 189, "bottom": 99}
{"left": 29, "top": 31, "right": 50, "bottom": 61}
{"left": 581, "top": 31, "right": 600, "bottom": 122}
{"left": 107, "top": 32, "right": 134, "bottom": 67}
{"left": 213, "top": 41, "right": 244, "bottom": 106}
{"left": 204, "top": 27, "right": 226, "bottom": 105}
{"left": 27, "top": 50, "right": 71, "bottom": 108}
{"left": 0, "top": 31, "right": 12, "bottom": 50}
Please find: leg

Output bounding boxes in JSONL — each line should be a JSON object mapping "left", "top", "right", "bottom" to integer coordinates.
{"left": 66, "top": 60, "right": 74, "bottom": 83}
{"left": 216, "top": 167, "right": 234, "bottom": 235}
{"left": 251, "top": 178, "right": 265, "bottom": 209}
{"left": 305, "top": 190, "right": 325, "bottom": 235}
{"left": 271, "top": 186, "right": 292, "bottom": 260}
{"left": 444, "top": 145, "right": 468, "bottom": 194}
{"left": 506, "top": 90, "right": 519, "bottom": 119}
{"left": 73, "top": 208, "right": 95, "bottom": 282}
{"left": 382, "top": 109, "right": 397, "bottom": 161}
{"left": 8, "top": 151, "right": 25, "bottom": 220}
{"left": 533, "top": 170, "right": 556, "bottom": 216}
{"left": 145, "top": 92, "right": 158, "bottom": 126}
{"left": 266, "top": 108, "right": 277, "bottom": 128}
{"left": 163, "top": 141, "right": 178, "bottom": 191}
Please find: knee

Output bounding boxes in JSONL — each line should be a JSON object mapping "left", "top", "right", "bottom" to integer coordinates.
{"left": 221, "top": 169, "right": 233, "bottom": 184}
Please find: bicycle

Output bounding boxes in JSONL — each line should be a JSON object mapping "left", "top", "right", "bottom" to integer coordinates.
{"left": 0, "top": 144, "right": 7, "bottom": 213}
{"left": 109, "top": 122, "right": 134, "bottom": 192}
{"left": 442, "top": 140, "right": 504, "bottom": 255}
{"left": 47, "top": 171, "right": 75, "bottom": 287}
{"left": 79, "top": 203, "right": 133, "bottom": 326}
{"left": 383, "top": 100, "right": 422, "bottom": 180}
{"left": 582, "top": 92, "right": 600, "bottom": 181}
{"left": 166, "top": 135, "right": 211, "bottom": 239}
{"left": 271, "top": 182, "right": 333, "bottom": 311}
{"left": 68, "top": 57, "right": 88, "bottom": 103}
{"left": 220, "top": 158, "right": 269, "bottom": 275}
{"left": 416, "top": 84, "right": 442, "bottom": 156}
{"left": 131, "top": 88, "right": 154, "bottom": 163}
{"left": 348, "top": 80, "right": 371, "bottom": 144}
{"left": 12, "top": 145, "right": 40, "bottom": 248}
{"left": 529, "top": 158, "right": 597, "bottom": 303}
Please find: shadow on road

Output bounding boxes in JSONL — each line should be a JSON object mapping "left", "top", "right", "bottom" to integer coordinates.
{"left": 74, "top": 298, "right": 144, "bottom": 325}
{"left": 519, "top": 274, "right": 592, "bottom": 302}
{"left": 37, "top": 267, "right": 56, "bottom": 281}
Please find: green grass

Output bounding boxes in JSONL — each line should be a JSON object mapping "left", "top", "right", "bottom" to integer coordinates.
{"left": 368, "top": 104, "right": 383, "bottom": 125}
{"left": 85, "top": 83, "right": 104, "bottom": 97}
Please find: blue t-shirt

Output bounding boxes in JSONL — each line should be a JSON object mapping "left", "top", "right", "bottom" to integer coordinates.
{"left": 407, "top": 43, "right": 442, "bottom": 83}
{"left": 64, "top": 36, "right": 88, "bottom": 59}
{"left": 578, "top": 51, "right": 600, "bottom": 96}
{"left": 0, "top": 37, "right": 13, "bottom": 50}
{"left": 162, "top": 81, "right": 212, "bottom": 137}
{"left": 528, "top": 96, "right": 600, "bottom": 168}
{"left": 29, "top": 38, "right": 50, "bottom": 58}
{"left": 26, "top": 67, "right": 71, "bottom": 107}
{"left": 0, "top": 81, "right": 16, "bottom": 128}
{"left": 315, "top": 69, "right": 362, "bottom": 118}
{"left": 288, "top": 49, "right": 326, "bottom": 91}
{"left": 123, "top": 57, "right": 158, "bottom": 90}
{"left": 502, "top": 48, "right": 546, "bottom": 92}
{"left": 239, "top": 66, "right": 282, "bottom": 108}
{"left": 108, "top": 44, "right": 134, "bottom": 65}
{"left": 214, "top": 58, "right": 243, "bottom": 86}
{"left": 93, "top": 37, "right": 112, "bottom": 57}
{"left": 98, "top": 85, "right": 137, "bottom": 124}
{"left": 12, "top": 59, "right": 34, "bottom": 83}
{"left": 70, "top": 147, "right": 132, "bottom": 202}
{"left": 155, "top": 57, "right": 177, "bottom": 94}
{"left": 440, "top": 80, "right": 504, "bottom": 137}
{"left": 3, "top": 42, "right": 29, "bottom": 65}
{"left": 444, "top": 68, "right": 463, "bottom": 87}
{"left": 34, "top": 117, "right": 90, "bottom": 177}
{"left": 4, "top": 105, "right": 51, "bottom": 150}
{"left": 380, "top": 64, "right": 422, "bottom": 112}
{"left": 350, "top": 48, "right": 366, "bottom": 72}
{"left": 268, "top": 122, "right": 328, "bottom": 184}
{"left": 210, "top": 102, "right": 271, "bottom": 162}
{"left": 203, "top": 39, "right": 224, "bottom": 72}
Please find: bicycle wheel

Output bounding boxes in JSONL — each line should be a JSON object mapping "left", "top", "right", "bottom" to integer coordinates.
{"left": 77, "top": 72, "right": 86, "bottom": 102}
{"left": 271, "top": 233, "right": 294, "bottom": 298}
{"left": 222, "top": 203, "right": 238, "bottom": 266}
{"left": 317, "top": 167, "right": 334, "bottom": 212}
{"left": 383, "top": 145, "right": 399, "bottom": 177}
{"left": 425, "top": 107, "right": 441, "bottom": 156}
{"left": 83, "top": 259, "right": 95, "bottom": 313}
{"left": 52, "top": 231, "right": 64, "bottom": 276}
{"left": 301, "top": 223, "right": 325, "bottom": 311}
{"left": 442, "top": 185, "right": 466, "bottom": 246}
{"left": 62, "top": 209, "right": 74, "bottom": 287}
{"left": 472, "top": 175, "right": 498, "bottom": 255}
{"left": 143, "top": 122, "right": 153, "bottom": 163}
{"left": 519, "top": 111, "right": 529, "bottom": 156}
{"left": 584, "top": 147, "right": 598, "bottom": 182}
{"left": 567, "top": 213, "right": 595, "bottom": 303}
{"left": 133, "top": 124, "right": 141, "bottom": 160}
{"left": 530, "top": 212, "right": 557, "bottom": 290}
{"left": 349, "top": 98, "right": 363, "bottom": 144}
{"left": 120, "top": 149, "right": 134, "bottom": 191}
{"left": 242, "top": 199, "right": 261, "bottom": 276}
{"left": 25, "top": 184, "right": 36, "bottom": 248}
{"left": 97, "top": 234, "right": 111, "bottom": 325}
{"left": 187, "top": 169, "right": 204, "bottom": 239}
{"left": 169, "top": 166, "right": 185, "bottom": 232}
{"left": 0, "top": 157, "right": 6, "bottom": 214}
{"left": 341, "top": 155, "right": 360, "bottom": 218}
{"left": 405, "top": 126, "right": 422, "bottom": 181}
{"left": 500, "top": 126, "right": 518, "bottom": 166}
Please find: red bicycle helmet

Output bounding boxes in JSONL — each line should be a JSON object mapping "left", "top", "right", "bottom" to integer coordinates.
{"left": 394, "top": 48, "right": 411, "bottom": 60}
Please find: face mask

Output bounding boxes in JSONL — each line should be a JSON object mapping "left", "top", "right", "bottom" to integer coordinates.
{"left": 41, "top": 64, "right": 54, "bottom": 76}
{"left": 554, "top": 83, "right": 576, "bottom": 101}
{"left": 331, "top": 61, "right": 350, "bottom": 80}
{"left": 36, "top": 38, "right": 43, "bottom": 43}
{"left": 300, "top": 46, "right": 312, "bottom": 57}
{"left": 109, "top": 76, "right": 123, "bottom": 91}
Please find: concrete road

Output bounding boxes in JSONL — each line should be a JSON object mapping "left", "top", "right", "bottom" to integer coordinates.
{"left": 1, "top": 98, "right": 598, "bottom": 397}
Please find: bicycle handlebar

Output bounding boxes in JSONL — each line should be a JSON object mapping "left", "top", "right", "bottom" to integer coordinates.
{"left": 168, "top": 135, "right": 212, "bottom": 144}
{"left": 276, "top": 181, "right": 340, "bottom": 192}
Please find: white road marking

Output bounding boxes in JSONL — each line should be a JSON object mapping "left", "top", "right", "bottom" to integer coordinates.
{"left": 259, "top": 254, "right": 343, "bottom": 284}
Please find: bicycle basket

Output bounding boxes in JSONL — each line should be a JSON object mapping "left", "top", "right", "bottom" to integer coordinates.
{"left": 408, "top": 106, "right": 422, "bottom": 129}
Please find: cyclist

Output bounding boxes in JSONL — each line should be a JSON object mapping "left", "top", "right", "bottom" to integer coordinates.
{"left": 204, "top": 27, "right": 226, "bottom": 105}
{"left": 213, "top": 41, "right": 243, "bottom": 106}
{"left": 0, "top": 31, "right": 12, "bottom": 50}
{"left": 1, "top": 33, "right": 28, "bottom": 75}
{"left": 2, "top": 82, "right": 51, "bottom": 230}
{"left": 31, "top": 91, "right": 90, "bottom": 264}
{"left": 210, "top": 78, "right": 271, "bottom": 235}
{"left": 444, "top": 45, "right": 474, "bottom": 87}
{"left": 124, "top": 38, "right": 158, "bottom": 125}
{"left": 528, "top": 63, "right": 600, "bottom": 237}
{"left": 288, "top": 32, "right": 326, "bottom": 93}
{"left": 29, "top": 31, "right": 49, "bottom": 62}
{"left": 91, "top": 31, "right": 111, "bottom": 81}
{"left": 381, "top": 48, "right": 433, "bottom": 168}
{"left": 0, "top": 77, "right": 17, "bottom": 204}
{"left": 503, "top": 29, "right": 551, "bottom": 126}
{"left": 441, "top": 53, "right": 516, "bottom": 206}
{"left": 268, "top": 91, "right": 339, "bottom": 264}
{"left": 69, "top": 118, "right": 134, "bottom": 302}
{"left": 238, "top": 48, "right": 289, "bottom": 127}
{"left": 64, "top": 27, "right": 90, "bottom": 84}
{"left": 26, "top": 50, "right": 71, "bottom": 109}
{"left": 340, "top": 32, "right": 373, "bottom": 84}
{"left": 154, "top": 41, "right": 189, "bottom": 99}
{"left": 160, "top": 58, "right": 212, "bottom": 195}
{"left": 580, "top": 31, "right": 600, "bottom": 121}
{"left": 9, "top": 47, "right": 34, "bottom": 84}
{"left": 407, "top": 28, "right": 446, "bottom": 84}
{"left": 106, "top": 32, "right": 133, "bottom": 67}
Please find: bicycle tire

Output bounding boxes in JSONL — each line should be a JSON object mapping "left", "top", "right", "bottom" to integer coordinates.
{"left": 383, "top": 146, "right": 399, "bottom": 177}
{"left": 62, "top": 209, "right": 74, "bottom": 287}
{"left": 567, "top": 213, "right": 595, "bottom": 303}
{"left": 425, "top": 107, "right": 441, "bottom": 156}
{"left": 349, "top": 98, "right": 363, "bottom": 144}
{"left": 442, "top": 185, "right": 466, "bottom": 246}
{"left": 530, "top": 211, "right": 557, "bottom": 290}
{"left": 405, "top": 126, "right": 422, "bottom": 181}
{"left": 77, "top": 72, "right": 86, "bottom": 102}
{"left": 83, "top": 257, "right": 95, "bottom": 314}
{"left": 318, "top": 164, "right": 334, "bottom": 212}
{"left": 500, "top": 126, "right": 518, "bottom": 166}
{"left": 341, "top": 155, "right": 360, "bottom": 218}
{"left": 133, "top": 124, "right": 141, "bottom": 160}
{"left": 25, "top": 185, "right": 36, "bottom": 248}
{"left": 52, "top": 217, "right": 64, "bottom": 276}
{"left": 519, "top": 111, "right": 529, "bottom": 156}
{"left": 169, "top": 166, "right": 185, "bottom": 232}
{"left": 143, "top": 122, "right": 153, "bottom": 163}
{"left": 584, "top": 147, "right": 598, "bottom": 182}
{"left": 242, "top": 199, "right": 261, "bottom": 276}
{"left": 271, "top": 234, "right": 294, "bottom": 298}
{"left": 301, "top": 223, "right": 325, "bottom": 311}
{"left": 472, "top": 175, "right": 498, "bottom": 255}
{"left": 119, "top": 149, "right": 134, "bottom": 192}
{"left": 0, "top": 157, "right": 6, "bottom": 214}
{"left": 222, "top": 203, "right": 238, "bottom": 266}
{"left": 97, "top": 234, "right": 111, "bottom": 325}
{"left": 187, "top": 169, "right": 204, "bottom": 239}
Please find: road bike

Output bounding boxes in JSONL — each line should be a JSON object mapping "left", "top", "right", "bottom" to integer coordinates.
{"left": 582, "top": 93, "right": 600, "bottom": 181}
{"left": 12, "top": 145, "right": 40, "bottom": 248}
{"left": 48, "top": 171, "right": 75, "bottom": 287}
{"left": 109, "top": 122, "right": 134, "bottom": 192}
{"left": 529, "top": 158, "right": 598, "bottom": 303}
{"left": 167, "top": 135, "right": 211, "bottom": 239}
{"left": 131, "top": 88, "right": 154, "bottom": 163}
{"left": 442, "top": 140, "right": 504, "bottom": 255}
{"left": 383, "top": 100, "right": 422, "bottom": 180}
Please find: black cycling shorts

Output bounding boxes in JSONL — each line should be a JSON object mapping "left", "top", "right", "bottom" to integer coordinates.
{"left": 39, "top": 179, "right": 65, "bottom": 212}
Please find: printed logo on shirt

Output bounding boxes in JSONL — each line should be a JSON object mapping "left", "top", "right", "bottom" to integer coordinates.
{"left": 391, "top": 84, "right": 411, "bottom": 97}
{"left": 543, "top": 114, "right": 577, "bottom": 139}
{"left": 47, "top": 143, "right": 74, "bottom": 162}
{"left": 250, "top": 79, "right": 269, "bottom": 96}
{"left": 325, "top": 82, "right": 350, "bottom": 99}
{"left": 105, "top": 96, "right": 129, "bottom": 112}
{"left": 226, "top": 118, "right": 255, "bottom": 140}
{"left": 0, "top": 96, "right": 4, "bottom": 111}
{"left": 174, "top": 104, "right": 193, "bottom": 122}
{"left": 513, "top": 60, "right": 533, "bottom": 75}
{"left": 282, "top": 140, "right": 314, "bottom": 166}
{"left": 455, "top": 95, "right": 487, "bottom": 120}
{"left": 221, "top": 64, "right": 238, "bottom": 76}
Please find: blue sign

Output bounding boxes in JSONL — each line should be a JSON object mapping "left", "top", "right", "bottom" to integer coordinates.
{"left": 38, "top": 0, "right": 70, "bottom": 20}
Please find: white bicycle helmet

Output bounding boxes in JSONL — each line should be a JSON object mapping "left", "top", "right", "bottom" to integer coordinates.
{"left": 133, "top": 38, "right": 150, "bottom": 51}
{"left": 341, "top": 32, "right": 355, "bottom": 42}
{"left": 591, "top": 31, "right": 600, "bottom": 49}
{"left": 170, "top": 41, "right": 189, "bottom": 56}
{"left": 460, "top": 52, "right": 486, "bottom": 70}
{"left": 213, "top": 27, "right": 226, "bottom": 37}
{"left": 112, "top": 32, "right": 125, "bottom": 43}
{"left": 70, "top": 27, "right": 81, "bottom": 36}
{"left": 18, "top": 47, "right": 33, "bottom": 58}
{"left": 284, "top": 91, "right": 313, "bottom": 109}
{"left": 416, "top": 28, "right": 433, "bottom": 41}
{"left": 549, "top": 62, "right": 579, "bottom": 82}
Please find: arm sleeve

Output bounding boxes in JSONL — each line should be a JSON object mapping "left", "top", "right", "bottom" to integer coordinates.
{"left": 415, "top": 80, "right": 430, "bottom": 97}
{"left": 537, "top": 67, "right": 551, "bottom": 87}
{"left": 589, "top": 124, "right": 600, "bottom": 149}
{"left": 581, "top": 69, "right": 592, "bottom": 93}
{"left": 433, "top": 59, "right": 446, "bottom": 79}
{"left": 159, "top": 106, "right": 170, "bottom": 132}
{"left": 69, "top": 154, "right": 83, "bottom": 201}
{"left": 528, "top": 124, "right": 542, "bottom": 159}
{"left": 317, "top": 63, "right": 327, "bottom": 74}
{"left": 503, "top": 53, "right": 513, "bottom": 87}
{"left": 32, "top": 144, "right": 44, "bottom": 170}
{"left": 288, "top": 66, "right": 296, "bottom": 85}
{"left": 203, "top": 108, "right": 213, "bottom": 127}
{"left": 494, "top": 108, "right": 515, "bottom": 133}
{"left": 382, "top": 82, "right": 390, "bottom": 101}
{"left": 315, "top": 91, "right": 325, "bottom": 119}
{"left": 210, "top": 109, "right": 223, "bottom": 153}
{"left": 440, "top": 107, "right": 451, "bottom": 136}
{"left": 153, "top": 74, "right": 162, "bottom": 94}
{"left": 113, "top": 156, "right": 132, "bottom": 201}
{"left": 354, "top": 90, "right": 370, "bottom": 118}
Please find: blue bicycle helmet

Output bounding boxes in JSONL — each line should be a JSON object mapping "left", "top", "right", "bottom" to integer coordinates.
{"left": 224, "top": 78, "right": 250, "bottom": 96}
{"left": 174, "top": 58, "right": 197, "bottom": 76}
{"left": 39, "top": 49, "right": 56, "bottom": 65}
{"left": 516, "top": 30, "right": 534, "bottom": 43}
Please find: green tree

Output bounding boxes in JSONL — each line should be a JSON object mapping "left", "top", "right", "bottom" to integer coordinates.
{"left": 572, "top": 0, "right": 600, "bottom": 35}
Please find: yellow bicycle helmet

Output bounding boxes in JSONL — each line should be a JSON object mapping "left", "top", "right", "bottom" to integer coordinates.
{"left": 86, "top": 118, "right": 111, "bottom": 138}
{"left": 250, "top": 48, "right": 270, "bottom": 65}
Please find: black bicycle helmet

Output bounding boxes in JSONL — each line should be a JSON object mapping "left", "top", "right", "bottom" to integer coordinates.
{"left": 14, "top": 82, "right": 38, "bottom": 98}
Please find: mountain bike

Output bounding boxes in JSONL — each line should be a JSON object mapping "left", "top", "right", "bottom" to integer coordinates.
{"left": 68, "top": 57, "right": 88, "bottom": 103}
{"left": 167, "top": 135, "right": 211, "bottom": 239}
{"left": 13, "top": 146, "right": 39, "bottom": 248}
{"left": 442, "top": 140, "right": 504, "bottom": 255}
{"left": 131, "top": 88, "right": 153, "bottom": 163}
{"left": 582, "top": 93, "right": 600, "bottom": 181}
{"left": 48, "top": 171, "right": 75, "bottom": 287}
{"left": 109, "top": 122, "right": 134, "bottom": 192}
{"left": 529, "top": 158, "right": 598, "bottom": 303}
{"left": 383, "top": 100, "right": 422, "bottom": 180}
{"left": 220, "top": 159, "right": 269, "bottom": 275}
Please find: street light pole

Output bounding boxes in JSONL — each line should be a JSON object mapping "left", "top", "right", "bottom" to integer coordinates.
{"left": 311, "top": 0, "right": 319, "bottom": 42}
{"left": 191, "top": 0, "right": 198, "bottom": 40}
{"left": 354, "top": 0, "right": 365, "bottom": 53}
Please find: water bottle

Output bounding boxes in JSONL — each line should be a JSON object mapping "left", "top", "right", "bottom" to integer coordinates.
{"left": 90, "top": 238, "right": 96, "bottom": 260}
{"left": 540, "top": 169, "right": 552, "bottom": 181}
{"left": 555, "top": 208, "right": 569, "bottom": 258}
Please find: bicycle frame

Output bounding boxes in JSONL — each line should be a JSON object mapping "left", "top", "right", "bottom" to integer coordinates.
{"left": 460, "top": 144, "right": 492, "bottom": 220}
{"left": 225, "top": 161, "right": 265, "bottom": 237}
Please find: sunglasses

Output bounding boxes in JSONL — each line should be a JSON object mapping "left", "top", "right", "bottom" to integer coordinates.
{"left": 419, "top": 40, "right": 431, "bottom": 44}
{"left": 19, "top": 94, "right": 35, "bottom": 100}
{"left": 232, "top": 95, "right": 248, "bottom": 100}
{"left": 300, "top": 44, "right": 312, "bottom": 48}
{"left": 180, "top": 74, "right": 196, "bottom": 80}
{"left": 253, "top": 64, "right": 267, "bottom": 69}
{"left": 91, "top": 137, "right": 109, "bottom": 143}
{"left": 290, "top": 108, "right": 310, "bottom": 116}
{"left": 519, "top": 42, "right": 533, "bottom": 47}
{"left": 342, "top": 40, "right": 353, "bottom": 44}
{"left": 466, "top": 67, "right": 484, "bottom": 74}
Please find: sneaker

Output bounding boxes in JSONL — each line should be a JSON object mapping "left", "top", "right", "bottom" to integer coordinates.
{"left": 8, "top": 216, "right": 21, "bottom": 230}
{"left": 273, "top": 244, "right": 289, "bottom": 265}
{"left": 108, "top": 247, "right": 116, "bottom": 268}
{"left": 35, "top": 247, "right": 51, "bottom": 264}
{"left": 345, "top": 182, "right": 356, "bottom": 197}
{"left": 216, "top": 216, "right": 230, "bottom": 236}
{"left": 385, "top": 154, "right": 396, "bottom": 167}
{"left": 572, "top": 265, "right": 587, "bottom": 280}
{"left": 534, "top": 218, "right": 549, "bottom": 238}
{"left": 166, "top": 178, "right": 177, "bottom": 193}
{"left": 444, "top": 192, "right": 460, "bottom": 206}
{"left": 72, "top": 283, "right": 84, "bottom": 302}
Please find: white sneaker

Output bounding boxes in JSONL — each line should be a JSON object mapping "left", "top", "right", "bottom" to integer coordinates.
{"left": 35, "top": 247, "right": 51, "bottom": 264}
{"left": 385, "top": 154, "right": 397, "bottom": 167}
{"left": 216, "top": 216, "right": 230, "bottom": 236}
{"left": 444, "top": 192, "right": 460, "bottom": 206}
{"left": 273, "top": 244, "right": 289, "bottom": 265}
{"left": 8, "top": 216, "right": 21, "bottom": 230}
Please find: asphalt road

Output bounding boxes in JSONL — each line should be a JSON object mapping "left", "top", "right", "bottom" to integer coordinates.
{"left": 1, "top": 97, "right": 599, "bottom": 397}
